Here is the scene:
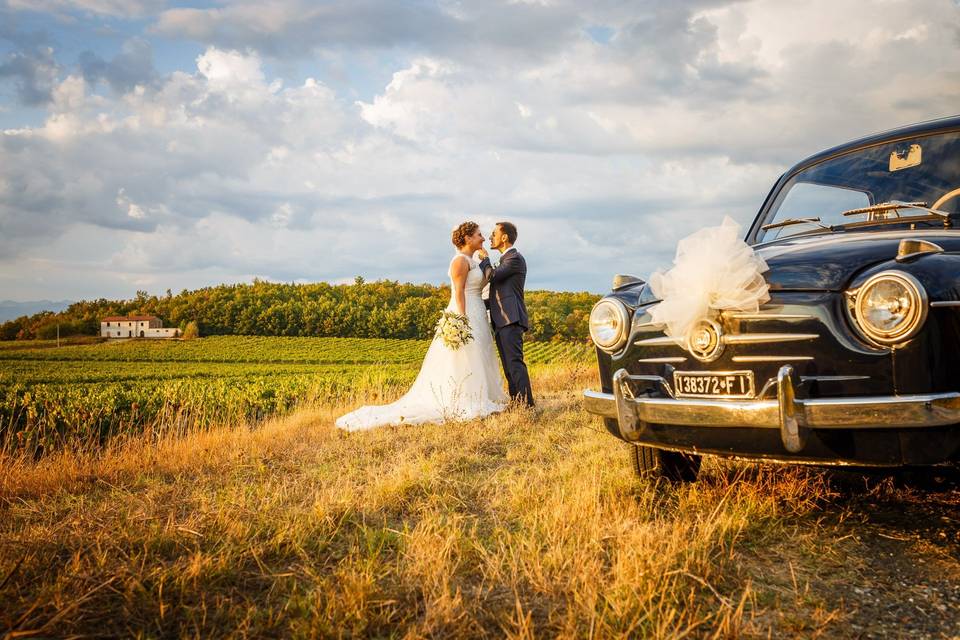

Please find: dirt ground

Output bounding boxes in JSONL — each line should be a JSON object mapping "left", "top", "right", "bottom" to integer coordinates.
{"left": 746, "top": 469, "right": 960, "bottom": 639}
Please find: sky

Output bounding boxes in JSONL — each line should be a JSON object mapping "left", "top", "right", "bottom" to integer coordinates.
{"left": 2, "top": 0, "right": 960, "bottom": 301}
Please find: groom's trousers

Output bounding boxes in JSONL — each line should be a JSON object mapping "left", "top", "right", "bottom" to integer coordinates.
{"left": 494, "top": 323, "right": 534, "bottom": 407}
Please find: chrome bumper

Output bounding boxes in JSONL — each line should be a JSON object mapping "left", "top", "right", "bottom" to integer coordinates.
{"left": 583, "top": 366, "right": 960, "bottom": 453}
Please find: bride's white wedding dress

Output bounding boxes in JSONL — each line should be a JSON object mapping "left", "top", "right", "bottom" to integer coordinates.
{"left": 335, "top": 253, "right": 508, "bottom": 431}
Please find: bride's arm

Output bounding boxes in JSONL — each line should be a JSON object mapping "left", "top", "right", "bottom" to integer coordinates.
{"left": 450, "top": 256, "right": 469, "bottom": 317}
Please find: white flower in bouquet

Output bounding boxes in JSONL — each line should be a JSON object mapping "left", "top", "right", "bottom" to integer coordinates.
{"left": 436, "top": 311, "right": 474, "bottom": 350}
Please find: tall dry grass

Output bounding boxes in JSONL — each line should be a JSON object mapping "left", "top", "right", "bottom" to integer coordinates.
{"left": 1, "top": 364, "right": 850, "bottom": 638}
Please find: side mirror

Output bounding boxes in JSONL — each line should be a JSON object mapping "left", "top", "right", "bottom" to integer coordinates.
{"left": 612, "top": 274, "right": 645, "bottom": 290}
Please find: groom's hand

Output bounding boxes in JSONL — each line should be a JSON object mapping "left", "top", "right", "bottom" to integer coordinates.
{"left": 477, "top": 249, "right": 489, "bottom": 260}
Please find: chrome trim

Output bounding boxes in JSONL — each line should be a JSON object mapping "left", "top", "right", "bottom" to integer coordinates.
{"left": 611, "top": 369, "right": 870, "bottom": 400}
{"left": 583, "top": 367, "right": 960, "bottom": 451}
{"left": 609, "top": 371, "right": 676, "bottom": 401}
{"left": 633, "top": 320, "right": 666, "bottom": 329}
{"left": 722, "top": 333, "right": 819, "bottom": 345}
{"left": 732, "top": 355, "right": 814, "bottom": 363}
{"left": 613, "top": 274, "right": 645, "bottom": 290}
{"left": 583, "top": 388, "right": 618, "bottom": 419}
{"left": 722, "top": 312, "right": 815, "bottom": 321}
{"left": 636, "top": 333, "right": 820, "bottom": 348}
{"left": 896, "top": 239, "right": 944, "bottom": 263}
{"left": 777, "top": 365, "right": 804, "bottom": 452}
{"left": 849, "top": 270, "right": 928, "bottom": 346}
{"left": 931, "top": 300, "right": 960, "bottom": 307}
{"left": 686, "top": 318, "right": 725, "bottom": 362}
{"left": 637, "top": 357, "right": 688, "bottom": 364}
{"left": 589, "top": 298, "right": 631, "bottom": 353}
{"left": 632, "top": 374, "right": 676, "bottom": 399}
{"left": 757, "top": 378, "right": 778, "bottom": 399}
{"left": 611, "top": 369, "right": 642, "bottom": 440}
{"left": 635, "top": 336, "right": 683, "bottom": 347}
{"left": 754, "top": 374, "right": 871, "bottom": 397}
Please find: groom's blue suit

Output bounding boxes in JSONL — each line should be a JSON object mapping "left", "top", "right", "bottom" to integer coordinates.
{"left": 480, "top": 248, "right": 534, "bottom": 407}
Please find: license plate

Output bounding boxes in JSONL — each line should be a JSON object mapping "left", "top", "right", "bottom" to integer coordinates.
{"left": 673, "top": 371, "right": 755, "bottom": 399}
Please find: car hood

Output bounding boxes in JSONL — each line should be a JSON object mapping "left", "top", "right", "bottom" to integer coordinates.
{"left": 754, "top": 229, "right": 960, "bottom": 291}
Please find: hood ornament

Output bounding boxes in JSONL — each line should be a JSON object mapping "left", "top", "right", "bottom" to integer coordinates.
{"left": 686, "top": 318, "right": 724, "bottom": 362}
{"left": 896, "top": 238, "right": 943, "bottom": 263}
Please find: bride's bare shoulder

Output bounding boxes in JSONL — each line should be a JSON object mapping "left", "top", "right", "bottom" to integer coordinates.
{"left": 448, "top": 253, "right": 471, "bottom": 276}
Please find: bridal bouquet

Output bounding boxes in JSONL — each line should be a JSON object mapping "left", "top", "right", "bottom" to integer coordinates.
{"left": 436, "top": 311, "right": 474, "bottom": 350}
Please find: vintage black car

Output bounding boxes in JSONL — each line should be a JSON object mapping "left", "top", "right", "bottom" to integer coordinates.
{"left": 584, "top": 116, "right": 960, "bottom": 481}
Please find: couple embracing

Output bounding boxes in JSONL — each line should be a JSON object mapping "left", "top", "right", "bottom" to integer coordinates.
{"left": 336, "top": 221, "right": 534, "bottom": 432}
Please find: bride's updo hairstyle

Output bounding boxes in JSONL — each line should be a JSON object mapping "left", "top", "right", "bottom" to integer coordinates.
{"left": 452, "top": 221, "right": 479, "bottom": 248}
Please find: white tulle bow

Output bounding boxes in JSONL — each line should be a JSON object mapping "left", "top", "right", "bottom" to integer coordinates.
{"left": 648, "top": 216, "right": 770, "bottom": 342}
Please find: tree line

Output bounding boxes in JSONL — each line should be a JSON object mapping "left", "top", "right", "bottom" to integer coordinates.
{"left": 1, "top": 278, "right": 600, "bottom": 342}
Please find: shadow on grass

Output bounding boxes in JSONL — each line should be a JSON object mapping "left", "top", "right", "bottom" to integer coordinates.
{"left": 697, "top": 459, "right": 960, "bottom": 559}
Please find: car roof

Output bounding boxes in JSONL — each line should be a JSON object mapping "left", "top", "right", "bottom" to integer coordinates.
{"left": 785, "top": 114, "right": 960, "bottom": 177}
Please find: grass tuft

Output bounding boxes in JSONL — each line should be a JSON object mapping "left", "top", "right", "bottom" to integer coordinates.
{"left": 3, "top": 365, "right": 953, "bottom": 637}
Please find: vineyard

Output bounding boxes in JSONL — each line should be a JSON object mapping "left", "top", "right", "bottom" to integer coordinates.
{"left": 1, "top": 336, "right": 594, "bottom": 455}
{"left": 0, "top": 335, "right": 592, "bottom": 364}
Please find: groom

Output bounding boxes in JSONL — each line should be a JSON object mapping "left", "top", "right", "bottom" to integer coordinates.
{"left": 477, "top": 222, "right": 535, "bottom": 408}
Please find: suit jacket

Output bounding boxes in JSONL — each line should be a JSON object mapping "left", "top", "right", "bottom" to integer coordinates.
{"left": 479, "top": 249, "right": 529, "bottom": 331}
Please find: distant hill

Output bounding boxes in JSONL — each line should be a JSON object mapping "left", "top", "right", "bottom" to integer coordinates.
{"left": 0, "top": 281, "right": 598, "bottom": 342}
{"left": 0, "top": 300, "right": 72, "bottom": 322}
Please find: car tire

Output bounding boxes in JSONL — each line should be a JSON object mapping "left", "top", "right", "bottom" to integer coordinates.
{"left": 631, "top": 445, "right": 701, "bottom": 483}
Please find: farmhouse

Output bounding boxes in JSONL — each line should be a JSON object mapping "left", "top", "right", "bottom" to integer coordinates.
{"left": 100, "top": 315, "right": 180, "bottom": 339}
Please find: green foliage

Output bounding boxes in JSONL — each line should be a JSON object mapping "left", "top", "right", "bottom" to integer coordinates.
{"left": 182, "top": 320, "right": 200, "bottom": 340}
{"left": 35, "top": 320, "right": 88, "bottom": 340}
{"left": 0, "top": 280, "right": 599, "bottom": 342}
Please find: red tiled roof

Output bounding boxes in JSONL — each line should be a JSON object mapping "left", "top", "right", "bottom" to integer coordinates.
{"left": 100, "top": 315, "right": 159, "bottom": 322}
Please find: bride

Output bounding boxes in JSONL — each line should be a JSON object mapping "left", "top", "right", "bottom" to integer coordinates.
{"left": 335, "top": 221, "right": 509, "bottom": 431}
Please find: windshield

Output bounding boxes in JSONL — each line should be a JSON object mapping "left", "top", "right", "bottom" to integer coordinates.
{"left": 757, "top": 130, "right": 960, "bottom": 242}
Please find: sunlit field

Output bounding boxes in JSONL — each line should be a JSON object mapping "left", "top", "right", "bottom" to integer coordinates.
{"left": 0, "top": 336, "right": 590, "bottom": 456}
{"left": 1, "top": 338, "right": 958, "bottom": 638}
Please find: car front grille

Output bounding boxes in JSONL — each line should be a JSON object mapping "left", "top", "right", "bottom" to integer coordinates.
{"left": 618, "top": 291, "right": 893, "bottom": 398}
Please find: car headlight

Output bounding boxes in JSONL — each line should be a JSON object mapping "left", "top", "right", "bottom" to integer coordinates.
{"left": 589, "top": 298, "right": 630, "bottom": 352}
{"left": 850, "top": 270, "right": 928, "bottom": 345}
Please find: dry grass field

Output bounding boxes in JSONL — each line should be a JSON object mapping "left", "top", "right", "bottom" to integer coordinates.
{"left": 2, "top": 364, "right": 959, "bottom": 638}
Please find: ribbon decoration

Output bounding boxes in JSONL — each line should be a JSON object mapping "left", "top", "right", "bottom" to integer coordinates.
{"left": 648, "top": 216, "right": 770, "bottom": 343}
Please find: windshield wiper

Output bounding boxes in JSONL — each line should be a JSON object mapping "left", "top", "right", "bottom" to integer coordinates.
{"left": 840, "top": 201, "right": 953, "bottom": 226}
{"left": 761, "top": 216, "right": 833, "bottom": 232}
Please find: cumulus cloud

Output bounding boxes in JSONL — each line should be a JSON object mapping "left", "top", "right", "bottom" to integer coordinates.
{"left": 354, "top": 0, "right": 960, "bottom": 165}
{"left": 2, "top": 0, "right": 960, "bottom": 300}
{"left": 78, "top": 37, "right": 158, "bottom": 94}
{"left": 152, "top": 0, "right": 464, "bottom": 58}
{"left": 0, "top": 45, "right": 58, "bottom": 105}
{"left": 149, "top": 0, "right": 591, "bottom": 65}
{"left": 2, "top": 47, "right": 353, "bottom": 241}
{"left": 0, "top": 16, "right": 60, "bottom": 105}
